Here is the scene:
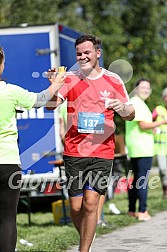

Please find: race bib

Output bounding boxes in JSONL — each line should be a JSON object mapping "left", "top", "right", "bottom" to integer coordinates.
{"left": 78, "top": 112, "right": 105, "bottom": 134}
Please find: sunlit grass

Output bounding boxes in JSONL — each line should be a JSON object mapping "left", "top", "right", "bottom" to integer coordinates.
{"left": 16, "top": 170, "right": 166, "bottom": 251}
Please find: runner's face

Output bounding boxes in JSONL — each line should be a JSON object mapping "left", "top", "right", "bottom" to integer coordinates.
{"left": 76, "top": 41, "right": 101, "bottom": 71}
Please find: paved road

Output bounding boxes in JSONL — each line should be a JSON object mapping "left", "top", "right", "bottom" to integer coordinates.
{"left": 67, "top": 211, "right": 167, "bottom": 252}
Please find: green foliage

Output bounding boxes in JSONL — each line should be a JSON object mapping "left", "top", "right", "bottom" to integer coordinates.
{"left": 1, "top": 0, "right": 167, "bottom": 132}
{"left": 7, "top": 0, "right": 60, "bottom": 25}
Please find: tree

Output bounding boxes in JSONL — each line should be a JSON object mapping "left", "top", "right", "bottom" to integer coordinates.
{"left": 0, "top": 0, "right": 11, "bottom": 25}
{"left": 1, "top": 0, "right": 167, "bottom": 132}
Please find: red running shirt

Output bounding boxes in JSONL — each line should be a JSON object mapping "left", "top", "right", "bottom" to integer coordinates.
{"left": 58, "top": 68, "right": 129, "bottom": 159}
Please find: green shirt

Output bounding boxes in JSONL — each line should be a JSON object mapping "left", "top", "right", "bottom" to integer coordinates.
{"left": 0, "top": 81, "right": 37, "bottom": 164}
{"left": 125, "top": 96, "right": 154, "bottom": 158}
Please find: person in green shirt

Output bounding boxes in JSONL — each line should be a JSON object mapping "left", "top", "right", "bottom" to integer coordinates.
{"left": 152, "top": 87, "right": 167, "bottom": 198}
{"left": 125, "top": 78, "right": 167, "bottom": 221}
{"left": 0, "top": 47, "right": 65, "bottom": 252}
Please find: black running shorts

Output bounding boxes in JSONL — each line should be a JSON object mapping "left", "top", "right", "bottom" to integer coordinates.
{"left": 63, "top": 155, "right": 113, "bottom": 197}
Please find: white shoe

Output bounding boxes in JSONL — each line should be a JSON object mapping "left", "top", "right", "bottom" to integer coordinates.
{"left": 109, "top": 203, "right": 121, "bottom": 215}
{"left": 97, "top": 220, "right": 110, "bottom": 227}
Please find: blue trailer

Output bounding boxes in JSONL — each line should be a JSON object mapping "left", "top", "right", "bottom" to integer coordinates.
{"left": 0, "top": 23, "right": 80, "bottom": 175}
{"left": 0, "top": 24, "right": 106, "bottom": 219}
{"left": 0, "top": 24, "right": 82, "bottom": 218}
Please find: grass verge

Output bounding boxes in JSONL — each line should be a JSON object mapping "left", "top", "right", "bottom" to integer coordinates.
{"left": 16, "top": 172, "right": 166, "bottom": 251}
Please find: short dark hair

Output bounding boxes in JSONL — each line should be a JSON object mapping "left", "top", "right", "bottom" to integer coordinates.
{"left": 0, "top": 47, "right": 5, "bottom": 65}
{"left": 135, "top": 78, "right": 150, "bottom": 87}
{"left": 75, "top": 34, "right": 102, "bottom": 50}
